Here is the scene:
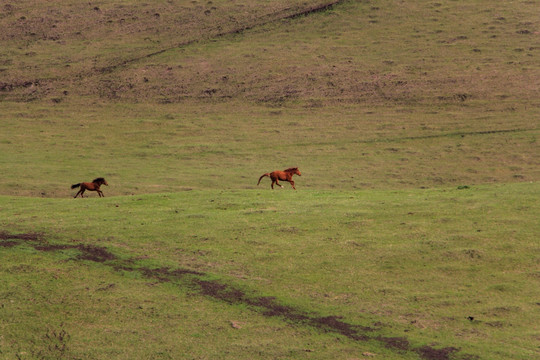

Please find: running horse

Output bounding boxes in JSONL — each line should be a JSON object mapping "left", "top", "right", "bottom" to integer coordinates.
{"left": 71, "top": 177, "right": 108, "bottom": 198}
{"left": 257, "top": 167, "right": 301, "bottom": 190}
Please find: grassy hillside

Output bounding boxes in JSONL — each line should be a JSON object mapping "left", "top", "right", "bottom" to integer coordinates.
{"left": 1, "top": 100, "right": 538, "bottom": 197}
{"left": 0, "top": 0, "right": 538, "bottom": 197}
{"left": 0, "top": 0, "right": 539, "bottom": 359}
{"left": 1, "top": 0, "right": 539, "bottom": 105}
{"left": 1, "top": 183, "right": 539, "bottom": 359}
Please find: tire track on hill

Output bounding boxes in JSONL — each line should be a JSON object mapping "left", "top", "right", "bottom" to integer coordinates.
{"left": 1, "top": 0, "right": 344, "bottom": 93}
{"left": 97, "top": 0, "right": 343, "bottom": 74}
{"left": 1, "top": 231, "right": 475, "bottom": 360}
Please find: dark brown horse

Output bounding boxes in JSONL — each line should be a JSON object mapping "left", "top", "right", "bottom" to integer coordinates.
{"left": 71, "top": 177, "right": 108, "bottom": 198}
{"left": 257, "top": 167, "right": 301, "bottom": 190}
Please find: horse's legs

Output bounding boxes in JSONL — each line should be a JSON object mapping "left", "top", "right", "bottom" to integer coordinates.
{"left": 97, "top": 190, "right": 104, "bottom": 197}
{"left": 74, "top": 189, "right": 82, "bottom": 198}
{"left": 289, "top": 180, "right": 296, "bottom": 190}
{"left": 274, "top": 179, "right": 283, "bottom": 188}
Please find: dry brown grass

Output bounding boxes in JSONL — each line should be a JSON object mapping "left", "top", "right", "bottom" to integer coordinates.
{"left": 1, "top": 0, "right": 538, "bottom": 108}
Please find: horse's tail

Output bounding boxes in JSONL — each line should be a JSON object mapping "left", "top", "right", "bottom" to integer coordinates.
{"left": 257, "top": 173, "right": 269, "bottom": 185}
{"left": 71, "top": 183, "right": 81, "bottom": 189}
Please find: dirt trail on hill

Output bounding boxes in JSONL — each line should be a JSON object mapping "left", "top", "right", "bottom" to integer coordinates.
{"left": 0, "top": 1, "right": 343, "bottom": 94}
{"left": 98, "top": 0, "right": 343, "bottom": 74}
{"left": 1, "top": 231, "right": 478, "bottom": 360}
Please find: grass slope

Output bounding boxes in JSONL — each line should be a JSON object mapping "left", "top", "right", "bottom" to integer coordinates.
{"left": 0, "top": 0, "right": 538, "bottom": 197}
{"left": 0, "top": 101, "right": 538, "bottom": 197}
{"left": 1, "top": 183, "right": 539, "bottom": 359}
{"left": 1, "top": 0, "right": 539, "bottom": 106}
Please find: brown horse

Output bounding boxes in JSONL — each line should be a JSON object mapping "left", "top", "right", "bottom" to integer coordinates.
{"left": 257, "top": 167, "right": 301, "bottom": 190}
{"left": 71, "top": 177, "right": 108, "bottom": 198}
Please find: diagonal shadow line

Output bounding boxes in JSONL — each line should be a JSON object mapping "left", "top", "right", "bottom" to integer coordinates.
{"left": 354, "top": 128, "right": 539, "bottom": 144}
{"left": 97, "top": 0, "right": 344, "bottom": 75}
{"left": 3, "top": 1, "right": 344, "bottom": 91}
{"left": 0, "top": 232, "right": 469, "bottom": 360}
{"left": 286, "top": 127, "right": 538, "bottom": 149}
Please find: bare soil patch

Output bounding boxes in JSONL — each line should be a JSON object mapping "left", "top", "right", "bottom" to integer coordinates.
{"left": 417, "top": 346, "right": 461, "bottom": 360}
{"left": 1, "top": 231, "right": 471, "bottom": 359}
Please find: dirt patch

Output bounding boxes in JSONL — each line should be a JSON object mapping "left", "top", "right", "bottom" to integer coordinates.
{"left": 0, "top": 231, "right": 115, "bottom": 262}
{"left": 417, "top": 346, "right": 459, "bottom": 360}
{"left": 252, "top": 296, "right": 309, "bottom": 322}
{"left": 2, "top": 230, "right": 470, "bottom": 359}
{"left": 194, "top": 280, "right": 375, "bottom": 340}
{"left": 31, "top": 243, "right": 116, "bottom": 262}
{"left": 377, "top": 336, "right": 461, "bottom": 360}
{"left": 1, "top": 232, "right": 42, "bottom": 247}
{"left": 0, "top": 231, "right": 41, "bottom": 241}
{"left": 378, "top": 336, "right": 410, "bottom": 350}
{"left": 196, "top": 279, "right": 248, "bottom": 305}
{"left": 76, "top": 244, "right": 117, "bottom": 262}
{"left": 0, "top": 240, "right": 19, "bottom": 248}
{"left": 312, "top": 316, "right": 371, "bottom": 341}
{"left": 150, "top": 272, "right": 469, "bottom": 360}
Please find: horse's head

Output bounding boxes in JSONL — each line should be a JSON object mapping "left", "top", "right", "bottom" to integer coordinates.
{"left": 286, "top": 167, "right": 301, "bottom": 176}
{"left": 93, "top": 177, "right": 108, "bottom": 186}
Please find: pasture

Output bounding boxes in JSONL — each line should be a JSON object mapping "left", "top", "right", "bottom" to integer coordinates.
{"left": 0, "top": 0, "right": 539, "bottom": 359}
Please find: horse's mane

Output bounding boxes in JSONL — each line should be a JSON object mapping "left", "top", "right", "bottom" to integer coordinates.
{"left": 284, "top": 167, "right": 298, "bottom": 172}
{"left": 92, "top": 177, "right": 105, "bottom": 183}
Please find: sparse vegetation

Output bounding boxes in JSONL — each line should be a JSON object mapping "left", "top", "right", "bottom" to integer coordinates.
{"left": 0, "top": 0, "right": 538, "bottom": 359}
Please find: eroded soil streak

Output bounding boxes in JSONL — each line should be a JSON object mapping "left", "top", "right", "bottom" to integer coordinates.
{"left": 1, "top": 232, "right": 473, "bottom": 360}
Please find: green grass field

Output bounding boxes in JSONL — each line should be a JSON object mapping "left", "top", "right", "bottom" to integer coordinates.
{"left": 0, "top": 0, "right": 539, "bottom": 359}
{"left": 1, "top": 184, "right": 539, "bottom": 359}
